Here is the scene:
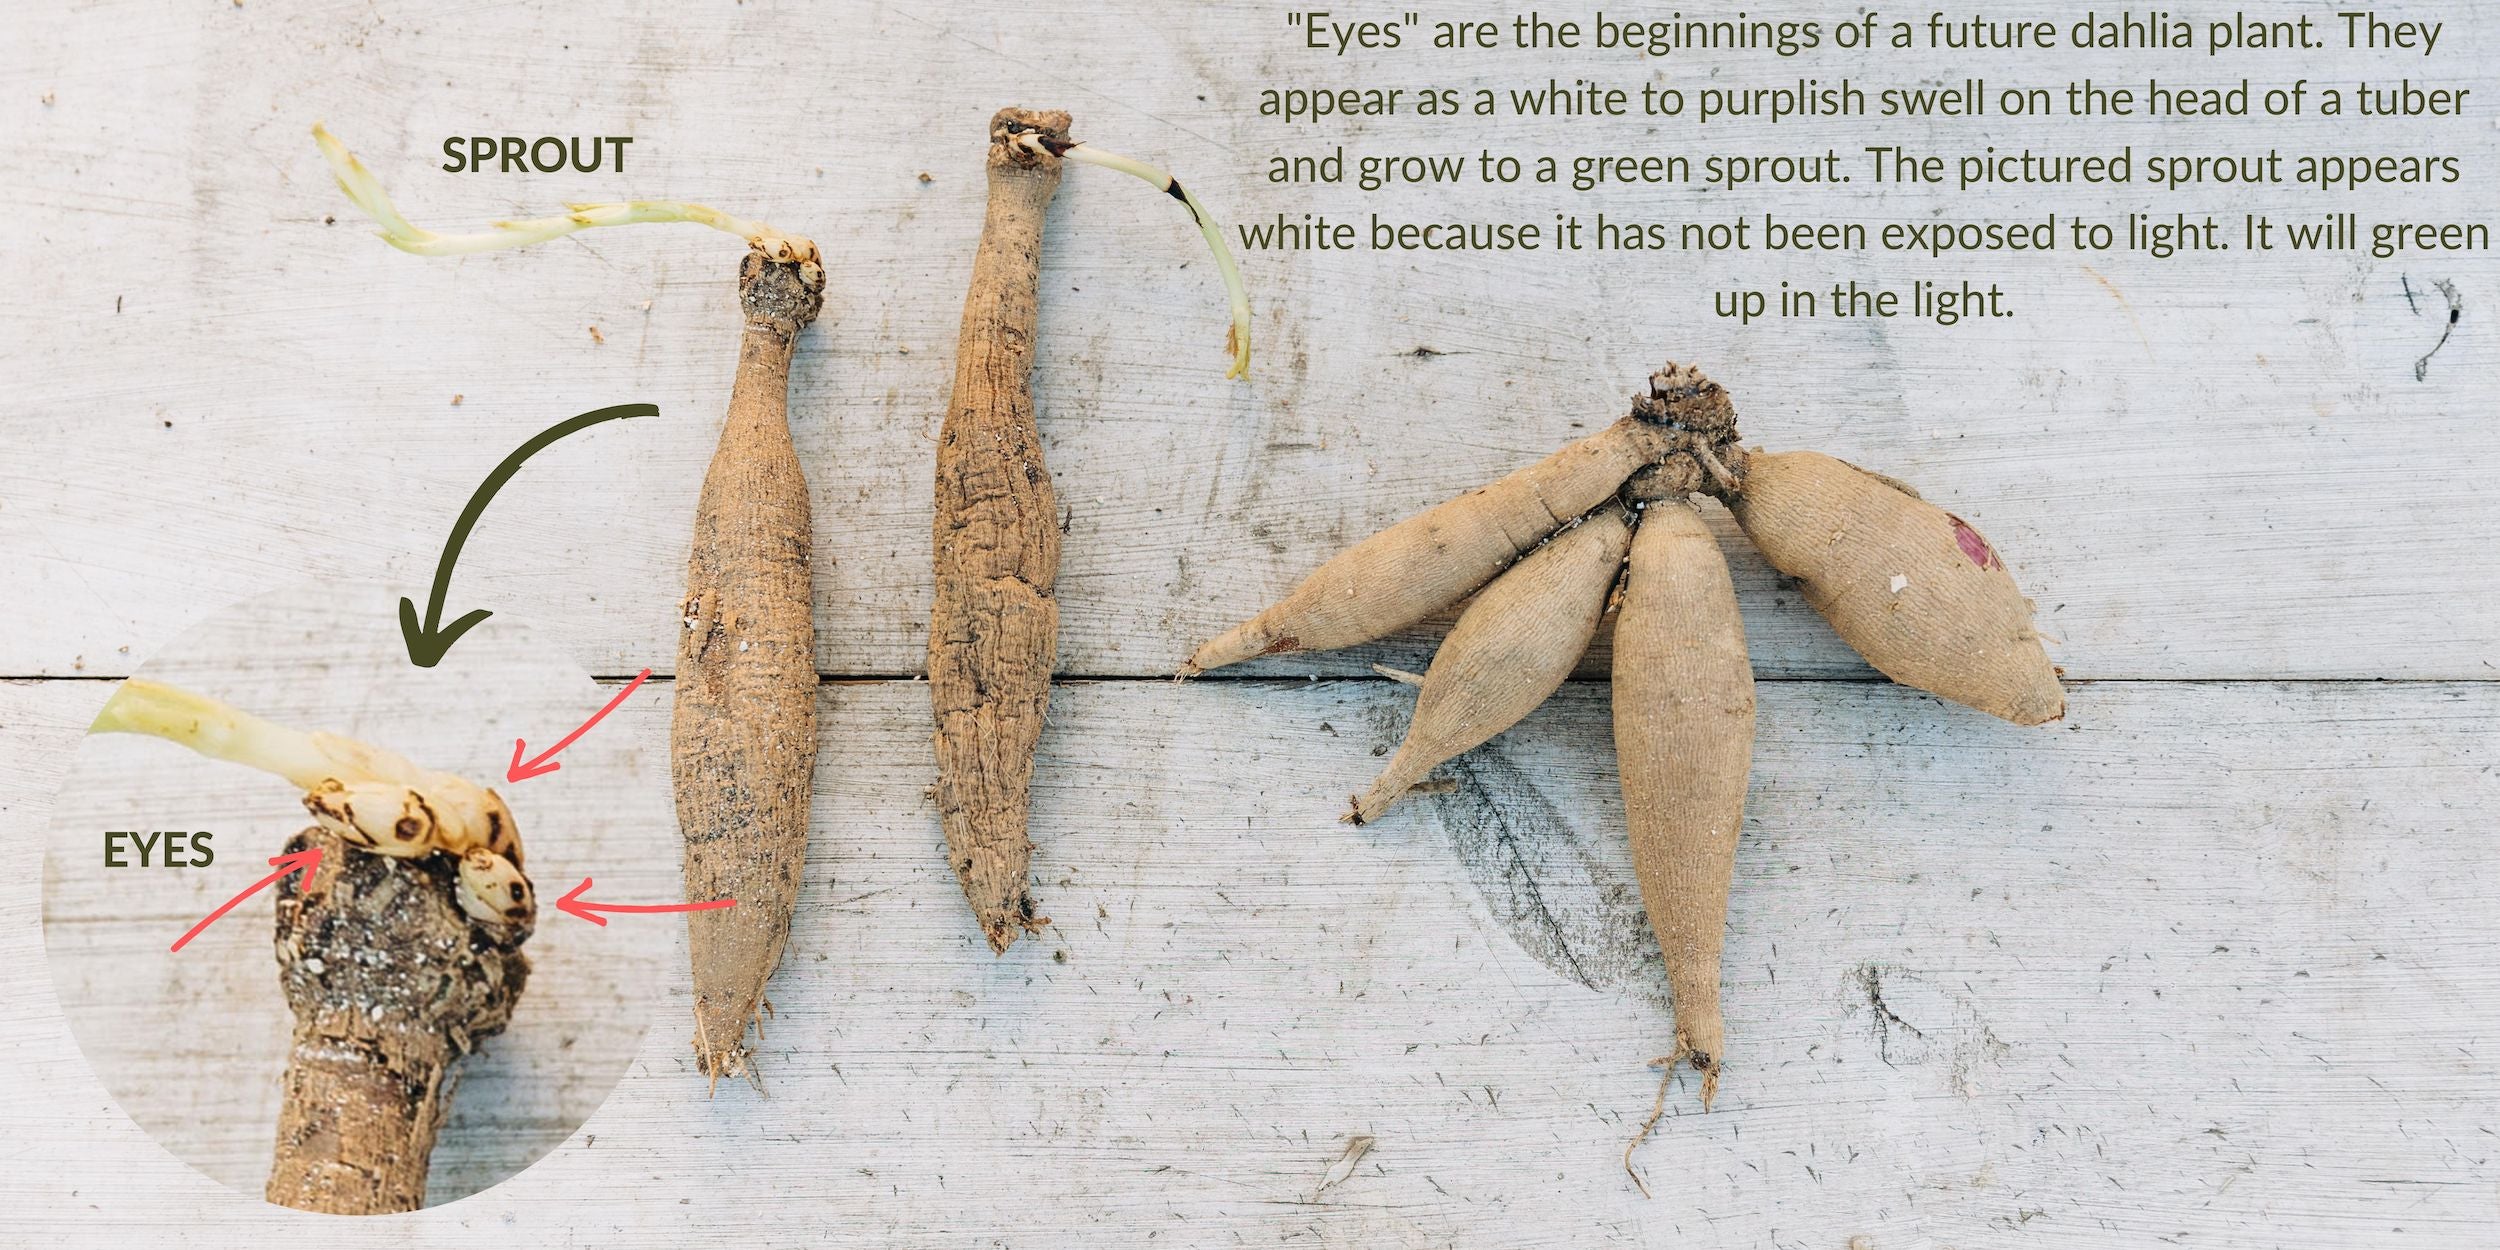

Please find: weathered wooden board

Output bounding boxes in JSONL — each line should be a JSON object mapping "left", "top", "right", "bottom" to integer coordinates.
{"left": 3, "top": 1, "right": 2495, "bottom": 681}
{"left": 6, "top": 0, "right": 2498, "bottom": 1245}
{"left": 6, "top": 676, "right": 2499, "bottom": 1245}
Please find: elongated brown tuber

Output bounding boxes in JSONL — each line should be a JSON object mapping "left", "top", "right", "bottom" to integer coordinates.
{"left": 1187, "top": 416, "right": 1682, "bottom": 674}
{"left": 1725, "top": 450, "right": 2063, "bottom": 725}
{"left": 266, "top": 826, "right": 528, "bottom": 1214}
{"left": 1612, "top": 484, "right": 1754, "bottom": 1109}
{"left": 928, "top": 109, "right": 1070, "bottom": 955}
{"left": 673, "top": 249, "right": 825, "bottom": 1083}
{"left": 922, "top": 111, "right": 1247, "bottom": 952}
{"left": 1350, "top": 504, "right": 1633, "bottom": 824}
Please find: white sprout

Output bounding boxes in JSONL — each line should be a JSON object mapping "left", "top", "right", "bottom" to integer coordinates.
{"left": 1018, "top": 133, "right": 1253, "bottom": 380}
{"left": 313, "top": 123, "right": 818, "bottom": 265}
{"left": 93, "top": 680, "right": 531, "bottom": 926}
{"left": 92, "top": 678, "right": 352, "bottom": 792}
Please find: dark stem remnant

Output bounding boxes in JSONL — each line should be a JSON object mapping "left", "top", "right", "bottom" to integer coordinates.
{"left": 267, "top": 826, "right": 528, "bottom": 1214}
{"left": 673, "top": 249, "right": 825, "bottom": 1086}
{"left": 930, "top": 108, "right": 1069, "bottom": 954}
{"left": 1627, "top": 362, "right": 1749, "bottom": 500}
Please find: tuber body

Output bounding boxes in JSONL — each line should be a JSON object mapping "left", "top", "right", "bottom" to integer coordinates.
{"left": 927, "top": 108, "right": 1251, "bottom": 953}
{"left": 929, "top": 108, "right": 1070, "bottom": 955}
{"left": 1611, "top": 489, "right": 1754, "bottom": 1107}
{"left": 1186, "top": 417, "right": 1679, "bottom": 674}
{"left": 1727, "top": 450, "right": 2063, "bottom": 725}
{"left": 672, "top": 251, "right": 825, "bottom": 1083}
{"left": 1350, "top": 504, "right": 1632, "bottom": 824}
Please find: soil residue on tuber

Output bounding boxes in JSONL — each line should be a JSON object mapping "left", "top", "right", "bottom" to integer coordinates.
{"left": 267, "top": 825, "right": 528, "bottom": 1213}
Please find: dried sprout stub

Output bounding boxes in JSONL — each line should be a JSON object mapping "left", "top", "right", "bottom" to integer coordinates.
{"left": 90, "top": 679, "right": 535, "bottom": 933}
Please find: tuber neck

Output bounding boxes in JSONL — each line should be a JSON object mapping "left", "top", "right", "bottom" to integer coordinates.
{"left": 988, "top": 106, "right": 1075, "bottom": 173}
{"left": 265, "top": 1016, "right": 455, "bottom": 1214}
{"left": 267, "top": 827, "right": 527, "bottom": 1213}
{"left": 1624, "top": 362, "right": 1749, "bottom": 500}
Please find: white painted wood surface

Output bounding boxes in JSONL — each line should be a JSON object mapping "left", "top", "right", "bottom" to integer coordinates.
{"left": 3, "top": 0, "right": 2496, "bottom": 1244}
{"left": 8, "top": 678, "right": 2500, "bottom": 1245}
{"left": 5, "top": 0, "right": 2494, "bottom": 683}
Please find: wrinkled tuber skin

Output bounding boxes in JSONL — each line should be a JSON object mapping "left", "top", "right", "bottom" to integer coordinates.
{"left": 929, "top": 108, "right": 1070, "bottom": 955}
{"left": 267, "top": 826, "right": 529, "bottom": 1214}
{"left": 1613, "top": 476, "right": 1755, "bottom": 1108}
{"left": 1188, "top": 425, "right": 1675, "bottom": 676}
{"left": 1350, "top": 504, "right": 1634, "bottom": 824}
{"left": 1724, "top": 449, "right": 2064, "bottom": 725}
{"left": 674, "top": 249, "right": 825, "bottom": 1082}
{"left": 1187, "top": 365, "right": 1739, "bottom": 677}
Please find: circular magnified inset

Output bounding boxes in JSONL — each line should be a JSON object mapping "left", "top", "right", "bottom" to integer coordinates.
{"left": 43, "top": 583, "right": 675, "bottom": 1213}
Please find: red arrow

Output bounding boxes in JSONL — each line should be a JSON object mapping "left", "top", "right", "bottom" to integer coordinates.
{"left": 555, "top": 877, "right": 736, "bottom": 927}
{"left": 508, "top": 668, "right": 652, "bottom": 783}
{"left": 172, "top": 847, "right": 323, "bottom": 952}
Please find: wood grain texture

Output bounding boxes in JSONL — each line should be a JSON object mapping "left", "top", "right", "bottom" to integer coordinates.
{"left": 2, "top": 0, "right": 2495, "bottom": 1244}
{"left": 9, "top": 677, "right": 2500, "bottom": 1244}
{"left": 1, "top": 1, "right": 2493, "bottom": 682}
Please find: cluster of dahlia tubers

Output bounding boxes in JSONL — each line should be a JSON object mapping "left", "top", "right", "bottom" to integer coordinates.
{"left": 1186, "top": 362, "right": 2063, "bottom": 1107}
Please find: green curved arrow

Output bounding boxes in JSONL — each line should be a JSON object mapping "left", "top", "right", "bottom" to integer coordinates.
{"left": 401, "top": 402, "right": 658, "bottom": 667}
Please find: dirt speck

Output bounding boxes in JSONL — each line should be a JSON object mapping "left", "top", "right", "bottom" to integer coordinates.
{"left": 1313, "top": 1134, "right": 1375, "bottom": 1199}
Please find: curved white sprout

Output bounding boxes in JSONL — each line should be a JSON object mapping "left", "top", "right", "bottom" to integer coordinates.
{"left": 92, "top": 678, "right": 347, "bottom": 792}
{"left": 312, "top": 123, "right": 817, "bottom": 265}
{"left": 1017, "top": 133, "right": 1253, "bottom": 380}
{"left": 92, "top": 680, "right": 532, "bottom": 929}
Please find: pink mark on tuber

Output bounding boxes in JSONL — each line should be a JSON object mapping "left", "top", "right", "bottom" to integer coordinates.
{"left": 1950, "top": 517, "right": 2003, "bottom": 571}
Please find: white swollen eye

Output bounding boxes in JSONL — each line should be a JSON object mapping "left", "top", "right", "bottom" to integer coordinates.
{"left": 414, "top": 775, "right": 496, "bottom": 856}
{"left": 302, "top": 779, "right": 377, "bottom": 847}
{"left": 456, "top": 849, "right": 534, "bottom": 928}
{"left": 328, "top": 782, "right": 436, "bottom": 858}
{"left": 480, "top": 790, "right": 523, "bottom": 869}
